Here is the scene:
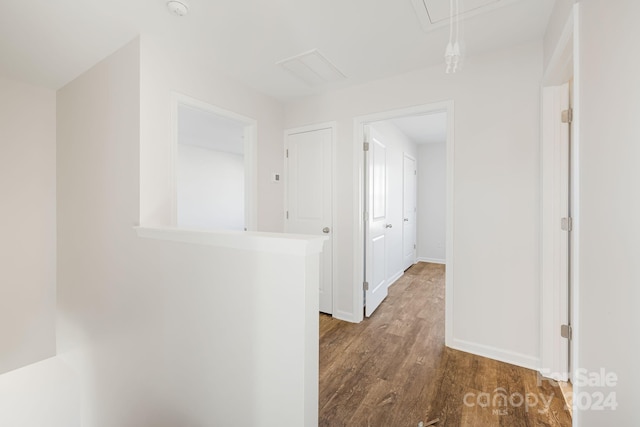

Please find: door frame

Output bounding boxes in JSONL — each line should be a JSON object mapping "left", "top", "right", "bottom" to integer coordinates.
{"left": 352, "top": 101, "right": 455, "bottom": 346}
{"left": 540, "top": 3, "right": 580, "bottom": 389}
{"left": 284, "top": 122, "right": 337, "bottom": 315}
{"left": 402, "top": 152, "right": 418, "bottom": 270}
{"left": 169, "top": 92, "right": 258, "bottom": 231}
{"left": 540, "top": 83, "right": 570, "bottom": 382}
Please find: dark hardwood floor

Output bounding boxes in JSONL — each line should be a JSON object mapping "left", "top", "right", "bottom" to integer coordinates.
{"left": 319, "top": 262, "right": 572, "bottom": 426}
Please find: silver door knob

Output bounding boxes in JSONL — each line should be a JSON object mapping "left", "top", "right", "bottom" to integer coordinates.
{"left": 403, "top": 218, "right": 409, "bottom": 222}
{"left": 385, "top": 224, "right": 393, "bottom": 228}
{"left": 323, "top": 227, "right": 331, "bottom": 234}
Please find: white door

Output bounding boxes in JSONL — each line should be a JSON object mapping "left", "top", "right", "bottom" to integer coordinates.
{"left": 541, "top": 83, "right": 571, "bottom": 381}
{"left": 285, "top": 127, "right": 333, "bottom": 314}
{"left": 402, "top": 154, "right": 417, "bottom": 270}
{"left": 364, "top": 126, "right": 389, "bottom": 317}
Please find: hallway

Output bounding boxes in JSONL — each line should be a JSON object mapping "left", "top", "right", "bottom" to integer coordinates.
{"left": 319, "top": 263, "right": 572, "bottom": 426}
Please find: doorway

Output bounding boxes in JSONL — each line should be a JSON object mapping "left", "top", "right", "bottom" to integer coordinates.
{"left": 354, "top": 102, "right": 454, "bottom": 340}
{"left": 171, "top": 94, "right": 257, "bottom": 231}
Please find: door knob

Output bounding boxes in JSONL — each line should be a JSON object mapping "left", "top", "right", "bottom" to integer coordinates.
{"left": 404, "top": 218, "right": 409, "bottom": 222}
{"left": 323, "top": 227, "right": 331, "bottom": 234}
{"left": 385, "top": 224, "right": 393, "bottom": 229}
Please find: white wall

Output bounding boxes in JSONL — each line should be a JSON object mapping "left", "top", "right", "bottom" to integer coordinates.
{"left": 177, "top": 144, "right": 245, "bottom": 231}
{"left": 0, "top": 357, "right": 78, "bottom": 426}
{"left": 139, "top": 35, "right": 285, "bottom": 232}
{"left": 417, "top": 143, "right": 446, "bottom": 263}
{"left": 285, "top": 40, "right": 543, "bottom": 368}
{"left": 369, "top": 121, "right": 417, "bottom": 283}
{"left": 56, "top": 38, "right": 319, "bottom": 427}
{"left": 0, "top": 76, "right": 56, "bottom": 375}
{"left": 576, "top": 1, "right": 640, "bottom": 424}
{"left": 543, "top": 0, "right": 575, "bottom": 71}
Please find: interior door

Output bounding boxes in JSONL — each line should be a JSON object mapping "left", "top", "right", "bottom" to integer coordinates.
{"left": 365, "top": 126, "right": 389, "bottom": 317}
{"left": 541, "top": 82, "right": 571, "bottom": 381}
{"left": 555, "top": 82, "right": 571, "bottom": 380}
{"left": 402, "top": 154, "right": 417, "bottom": 270}
{"left": 285, "top": 127, "right": 333, "bottom": 314}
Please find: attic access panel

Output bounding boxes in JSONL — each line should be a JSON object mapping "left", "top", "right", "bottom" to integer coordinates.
{"left": 411, "top": 0, "right": 522, "bottom": 31}
{"left": 277, "top": 49, "right": 347, "bottom": 87}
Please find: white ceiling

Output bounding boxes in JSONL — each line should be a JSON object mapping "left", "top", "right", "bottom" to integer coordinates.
{"left": 0, "top": 0, "right": 555, "bottom": 100}
{"left": 421, "top": 0, "right": 520, "bottom": 24}
{"left": 390, "top": 112, "right": 448, "bottom": 145}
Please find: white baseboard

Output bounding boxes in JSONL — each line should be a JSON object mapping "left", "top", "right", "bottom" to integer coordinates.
{"left": 449, "top": 338, "right": 541, "bottom": 371}
{"left": 388, "top": 271, "right": 404, "bottom": 287}
{"left": 332, "top": 310, "right": 358, "bottom": 323}
{"left": 417, "top": 257, "right": 446, "bottom": 265}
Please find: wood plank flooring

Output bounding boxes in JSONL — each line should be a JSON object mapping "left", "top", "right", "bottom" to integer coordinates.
{"left": 319, "top": 262, "right": 572, "bottom": 426}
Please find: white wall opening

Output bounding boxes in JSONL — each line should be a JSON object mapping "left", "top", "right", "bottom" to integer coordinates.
{"left": 353, "top": 101, "right": 454, "bottom": 344}
{"left": 171, "top": 94, "right": 257, "bottom": 231}
{"left": 361, "top": 113, "right": 446, "bottom": 317}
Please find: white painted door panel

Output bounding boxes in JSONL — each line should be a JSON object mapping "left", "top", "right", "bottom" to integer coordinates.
{"left": 403, "top": 154, "right": 417, "bottom": 270}
{"left": 365, "top": 126, "right": 388, "bottom": 317}
{"left": 540, "top": 83, "right": 570, "bottom": 381}
{"left": 286, "top": 128, "right": 333, "bottom": 314}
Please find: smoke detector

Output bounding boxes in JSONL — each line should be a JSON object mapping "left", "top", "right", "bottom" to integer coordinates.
{"left": 167, "top": 1, "right": 189, "bottom": 17}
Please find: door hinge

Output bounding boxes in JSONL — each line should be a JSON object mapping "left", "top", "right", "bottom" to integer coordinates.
{"left": 561, "top": 217, "right": 573, "bottom": 232}
{"left": 561, "top": 108, "right": 573, "bottom": 124}
{"left": 414, "top": 170, "right": 417, "bottom": 175}
{"left": 286, "top": 211, "right": 289, "bottom": 219}
{"left": 414, "top": 244, "right": 416, "bottom": 249}
{"left": 286, "top": 149, "right": 289, "bottom": 158}
{"left": 363, "top": 281, "right": 369, "bottom": 291}
{"left": 561, "top": 324, "right": 573, "bottom": 340}
{"left": 363, "top": 142, "right": 370, "bottom": 152}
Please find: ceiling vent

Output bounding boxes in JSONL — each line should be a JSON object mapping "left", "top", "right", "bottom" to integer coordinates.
{"left": 277, "top": 49, "right": 347, "bottom": 87}
{"left": 410, "top": 0, "right": 522, "bottom": 32}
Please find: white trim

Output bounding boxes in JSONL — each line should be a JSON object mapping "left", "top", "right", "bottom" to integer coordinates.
{"left": 170, "top": 93, "right": 258, "bottom": 231}
{"left": 135, "top": 226, "right": 326, "bottom": 256}
{"left": 444, "top": 105, "right": 455, "bottom": 347}
{"left": 353, "top": 101, "right": 455, "bottom": 332}
{"left": 388, "top": 271, "right": 404, "bottom": 287}
{"left": 284, "top": 122, "right": 337, "bottom": 316}
{"left": 332, "top": 310, "right": 357, "bottom": 323}
{"left": 417, "top": 257, "right": 446, "bottom": 265}
{"left": 450, "top": 338, "right": 541, "bottom": 372}
{"left": 540, "top": 83, "right": 570, "bottom": 383}
{"left": 402, "top": 152, "right": 418, "bottom": 271}
{"left": 169, "top": 94, "right": 179, "bottom": 227}
{"left": 569, "top": 7, "right": 581, "bottom": 424}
